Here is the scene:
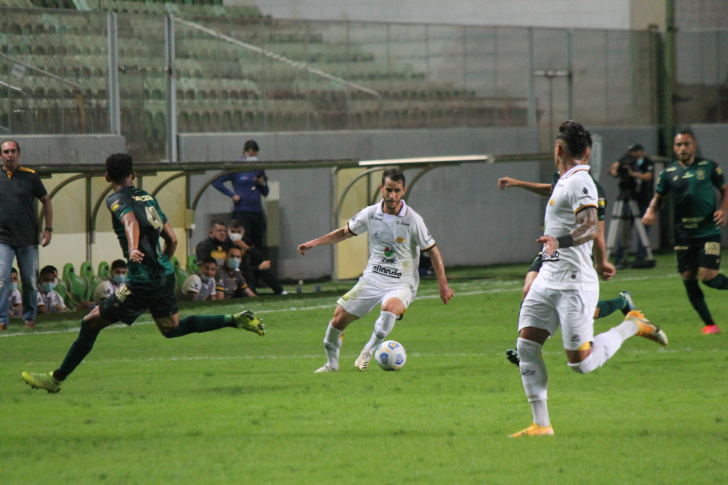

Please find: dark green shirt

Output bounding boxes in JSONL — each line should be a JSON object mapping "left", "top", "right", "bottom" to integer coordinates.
{"left": 655, "top": 158, "right": 726, "bottom": 240}
{"left": 551, "top": 171, "right": 606, "bottom": 221}
{"left": 106, "top": 186, "right": 174, "bottom": 283}
{"left": 0, "top": 166, "right": 48, "bottom": 247}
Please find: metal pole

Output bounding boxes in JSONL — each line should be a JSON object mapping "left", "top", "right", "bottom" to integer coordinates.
{"left": 566, "top": 29, "right": 573, "bottom": 120}
{"left": 85, "top": 177, "right": 92, "bottom": 264}
{"left": 527, "top": 28, "right": 536, "bottom": 127}
{"left": 165, "top": 15, "right": 178, "bottom": 162}
{"left": 663, "top": 0, "right": 675, "bottom": 157}
{"left": 107, "top": 12, "right": 120, "bottom": 135}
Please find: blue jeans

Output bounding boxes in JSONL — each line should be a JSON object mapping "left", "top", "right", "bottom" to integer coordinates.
{"left": 0, "top": 243, "right": 39, "bottom": 324}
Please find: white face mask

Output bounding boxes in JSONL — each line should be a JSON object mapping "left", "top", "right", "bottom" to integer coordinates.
{"left": 229, "top": 233, "right": 242, "bottom": 241}
{"left": 244, "top": 156, "right": 258, "bottom": 162}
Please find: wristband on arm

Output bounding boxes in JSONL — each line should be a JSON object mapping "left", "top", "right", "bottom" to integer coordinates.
{"left": 556, "top": 234, "right": 574, "bottom": 249}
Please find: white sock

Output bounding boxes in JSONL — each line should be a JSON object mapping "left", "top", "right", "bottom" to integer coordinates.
{"left": 364, "top": 311, "right": 397, "bottom": 352}
{"left": 323, "top": 323, "right": 343, "bottom": 369}
{"left": 569, "top": 320, "right": 638, "bottom": 374}
{"left": 517, "top": 338, "right": 550, "bottom": 427}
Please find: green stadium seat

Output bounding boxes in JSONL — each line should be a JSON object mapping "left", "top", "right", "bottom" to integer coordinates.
{"left": 186, "top": 254, "right": 199, "bottom": 273}
{"left": 97, "top": 261, "right": 110, "bottom": 279}
{"left": 61, "top": 263, "right": 88, "bottom": 310}
{"left": 80, "top": 261, "right": 102, "bottom": 300}
{"left": 170, "top": 257, "right": 188, "bottom": 289}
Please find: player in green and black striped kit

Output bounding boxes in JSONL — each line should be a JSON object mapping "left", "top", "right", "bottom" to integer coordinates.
{"left": 643, "top": 130, "right": 728, "bottom": 334}
{"left": 22, "top": 153, "right": 266, "bottom": 393}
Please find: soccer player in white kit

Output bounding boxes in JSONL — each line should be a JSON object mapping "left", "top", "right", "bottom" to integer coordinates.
{"left": 298, "top": 168, "right": 454, "bottom": 372}
{"left": 512, "top": 121, "right": 668, "bottom": 437}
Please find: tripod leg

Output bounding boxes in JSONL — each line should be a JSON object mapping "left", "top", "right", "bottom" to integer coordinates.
{"left": 629, "top": 200, "right": 654, "bottom": 261}
{"left": 605, "top": 199, "right": 623, "bottom": 260}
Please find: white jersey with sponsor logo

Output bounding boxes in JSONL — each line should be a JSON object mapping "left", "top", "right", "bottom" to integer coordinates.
{"left": 534, "top": 164, "right": 599, "bottom": 291}
{"left": 348, "top": 200, "right": 435, "bottom": 290}
{"left": 181, "top": 274, "right": 217, "bottom": 300}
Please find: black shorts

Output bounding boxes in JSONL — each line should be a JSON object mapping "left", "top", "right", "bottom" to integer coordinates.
{"left": 528, "top": 253, "right": 544, "bottom": 274}
{"left": 99, "top": 273, "right": 179, "bottom": 325}
{"left": 675, "top": 235, "right": 722, "bottom": 273}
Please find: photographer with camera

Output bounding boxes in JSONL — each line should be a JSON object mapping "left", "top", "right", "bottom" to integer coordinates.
{"left": 609, "top": 144, "right": 654, "bottom": 268}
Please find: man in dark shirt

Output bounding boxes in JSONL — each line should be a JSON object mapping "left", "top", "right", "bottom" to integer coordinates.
{"left": 609, "top": 144, "right": 655, "bottom": 267}
{"left": 643, "top": 131, "right": 728, "bottom": 335}
{"left": 211, "top": 140, "right": 269, "bottom": 252}
{"left": 0, "top": 140, "right": 53, "bottom": 330}
{"left": 22, "top": 153, "right": 265, "bottom": 394}
{"left": 195, "top": 220, "right": 230, "bottom": 266}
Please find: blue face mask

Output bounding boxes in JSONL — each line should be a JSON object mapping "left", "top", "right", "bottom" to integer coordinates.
{"left": 199, "top": 274, "right": 211, "bottom": 283}
{"left": 226, "top": 258, "right": 240, "bottom": 271}
{"left": 42, "top": 281, "right": 56, "bottom": 293}
{"left": 11, "top": 282, "right": 18, "bottom": 292}
{"left": 112, "top": 274, "right": 126, "bottom": 285}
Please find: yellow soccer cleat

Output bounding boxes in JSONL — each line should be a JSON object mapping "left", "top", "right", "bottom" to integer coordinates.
{"left": 232, "top": 310, "right": 265, "bottom": 336}
{"left": 626, "top": 310, "right": 668, "bottom": 346}
{"left": 22, "top": 371, "right": 61, "bottom": 394}
{"left": 509, "top": 423, "right": 554, "bottom": 438}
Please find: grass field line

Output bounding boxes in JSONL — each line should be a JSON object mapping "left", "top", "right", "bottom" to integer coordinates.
{"left": 20, "top": 346, "right": 727, "bottom": 367}
{"left": 0, "top": 271, "right": 680, "bottom": 341}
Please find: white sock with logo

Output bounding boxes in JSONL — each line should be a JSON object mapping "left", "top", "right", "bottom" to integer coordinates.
{"left": 517, "top": 338, "right": 550, "bottom": 427}
{"left": 364, "top": 311, "right": 397, "bottom": 352}
{"left": 569, "top": 320, "right": 637, "bottom": 374}
{"left": 323, "top": 323, "right": 343, "bottom": 369}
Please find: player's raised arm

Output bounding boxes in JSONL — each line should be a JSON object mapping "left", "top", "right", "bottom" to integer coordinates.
{"left": 498, "top": 177, "right": 554, "bottom": 196}
{"left": 120, "top": 212, "right": 145, "bottom": 263}
{"left": 298, "top": 226, "right": 355, "bottom": 255}
{"left": 539, "top": 206, "right": 598, "bottom": 257}
{"left": 160, "top": 222, "right": 178, "bottom": 258}
{"left": 423, "top": 245, "right": 454, "bottom": 304}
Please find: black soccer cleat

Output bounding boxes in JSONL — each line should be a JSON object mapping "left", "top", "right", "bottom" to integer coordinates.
{"left": 506, "top": 349, "right": 520, "bottom": 366}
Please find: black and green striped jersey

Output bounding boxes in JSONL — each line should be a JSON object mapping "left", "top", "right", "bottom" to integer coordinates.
{"left": 655, "top": 158, "right": 726, "bottom": 240}
{"left": 551, "top": 170, "right": 606, "bottom": 221}
{"left": 106, "top": 186, "right": 175, "bottom": 283}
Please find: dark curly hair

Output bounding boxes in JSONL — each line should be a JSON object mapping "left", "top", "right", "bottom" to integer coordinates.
{"left": 556, "top": 120, "right": 592, "bottom": 160}
{"left": 106, "top": 153, "right": 133, "bottom": 183}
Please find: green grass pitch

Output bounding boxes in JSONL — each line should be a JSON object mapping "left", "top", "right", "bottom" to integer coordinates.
{"left": 1, "top": 255, "right": 726, "bottom": 484}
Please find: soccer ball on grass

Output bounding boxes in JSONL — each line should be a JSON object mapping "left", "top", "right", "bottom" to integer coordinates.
{"left": 375, "top": 340, "right": 407, "bottom": 371}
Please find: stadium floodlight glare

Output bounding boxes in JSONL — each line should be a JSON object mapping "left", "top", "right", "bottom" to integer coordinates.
{"left": 359, "top": 155, "right": 491, "bottom": 167}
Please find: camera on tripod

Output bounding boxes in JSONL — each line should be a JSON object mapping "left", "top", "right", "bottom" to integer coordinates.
{"left": 615, "top": 152, "right": 638, "bottom": 200}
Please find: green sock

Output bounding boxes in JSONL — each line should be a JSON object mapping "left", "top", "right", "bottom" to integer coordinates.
{"left": 164, "top": 315, "right": 232, "bottom": 338}
{"left": 595, "top": 296, "right": 626, "bottom": 319}
{"left": 683, "top": 279, "right": 715, "bottom": 325}
{"left": 55, "top": 321, "right": 101, "bottom": 381}
{"left": 703, "top": 274, "right": 728, "bottom": 290}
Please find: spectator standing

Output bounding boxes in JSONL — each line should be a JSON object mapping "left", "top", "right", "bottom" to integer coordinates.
{"left": 211, "top": 140, "right": 269, "bottom": 252}
{"left": 0, "top": 140, "right": 53, "bottom": 329}
{"left": 37, "top": 265, "right": 65, "bottom": 315}
{"left": 92, "top": 259, "right": 127, "bottom": 305}
{"left": 180, "top": 257, "right": 218, "bottom": 301}
{"left": 214, "top": 247, "right": 257, "bottom": 300}
{"left": 228, "top": 220, "right": 286, "bottom": 295}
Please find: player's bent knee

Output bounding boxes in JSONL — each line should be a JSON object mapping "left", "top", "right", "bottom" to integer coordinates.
{"left": 567, "top": 354, "right": 597, "bottom": 374}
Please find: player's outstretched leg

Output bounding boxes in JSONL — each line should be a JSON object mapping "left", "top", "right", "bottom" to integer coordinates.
{"left": 699, "top": 272, "right": 728, "bottom": 334}
{"left": 357, "top": 311, "right": 397, "bottom": 371}
{"left": 683, "top": 279, "right": 720, "bottom": 334}
{"left": 510, "top": 338, "right": 553, "bottom": 437}
{"left": 162, "top": 311, "right": 264, "bottom": 338}
{"left": 568, "top": 310, "right": 666, "bottom": 375}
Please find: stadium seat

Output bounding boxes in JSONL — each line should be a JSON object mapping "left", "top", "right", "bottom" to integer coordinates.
{"left": 61, "top": 263, "right": 88, "bottom": 310}
{"left": 80, "top": 262, "right": 101, "bottom": 301}
{"left": 97, "top": 261, "right": 110, "bottom": 279}
{"left": 170, "top": 257, "right": 189, "bottom": 289}
{"left": 186, "top": 254, "right": 199, "bottom": 273}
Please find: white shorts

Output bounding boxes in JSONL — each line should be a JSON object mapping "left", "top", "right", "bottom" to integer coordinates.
{"left": 518, "top": 284, "right": 599, "bottom": 351}
{"left": 337, "top": 276, "right": 416, "bottom": 318}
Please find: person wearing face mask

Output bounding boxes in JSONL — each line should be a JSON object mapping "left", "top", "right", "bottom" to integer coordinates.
{"left": 180, "top": 257, "right": 218, "bottom": 301}
{"left": 215, "top": 247, "right": 257, "bottom": 300}
{"left": 228, "top": 220, "right": 287, "bottom": 295}
{"left": 3, "top": 268, "right": 22, "bottom": 325}
{"left": 210, "top": 140, "right": 269, "bottom": 253}
{"left": 92, "top": 259, "right": 127, "bottom": 305}
{"left": 37, "top": 265, "right": 66, "bottom": 315}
